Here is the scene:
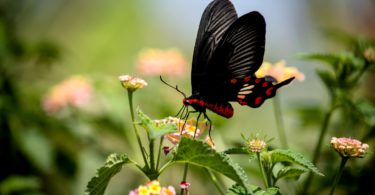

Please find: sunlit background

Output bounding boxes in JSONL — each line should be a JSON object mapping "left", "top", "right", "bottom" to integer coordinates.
{"left": 1, "top": 0, "right": 375, "bottom": 194}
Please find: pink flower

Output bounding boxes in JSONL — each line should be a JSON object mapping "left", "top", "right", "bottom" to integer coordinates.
{"left": 136, "top": 48, "right": 188, "bottom": 77}
{"left": 161, "top": 117, "right": 207, "bottom": 145}
{"left": 331, "top": 137, "right": 369, "bottom": 158}
{"left": 255, "top": 60, "right": 305, "bottom": 83}
{"left": 179, "top": 181, "right": 190, "bottom": 189}
{"left": 119, "top": 75, "right": 147, "bottom": 91}
{"left": 42, "top": 75, "right": 93, "bottom": 114}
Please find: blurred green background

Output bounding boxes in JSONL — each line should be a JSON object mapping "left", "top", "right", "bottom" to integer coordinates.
{"left": 1, "top": 0, "right": 375, "bottom": 194}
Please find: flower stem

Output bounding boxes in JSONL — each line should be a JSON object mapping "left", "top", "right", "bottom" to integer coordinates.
{"left": 156, "top": 137, "right": 164, "bottom": 169}
{"left": 301, "top": 105, "right": 336, "bottom": 194}
{"left": 127, "top": 90, "right": 149, "bottom": 169}
{"left": 273, "top": 95, "right": 288, "bottom": 148}
{"left": 257, "top": 153, "right": 269, "bottom": 188}
{"left": 206, "top": 169, "right": 225, "bottom": 195}
{"left": 329, "top": 157, "right": 349, "bottom": 195}
{"left": 150, "top": 139, "right": 155, "bottom": 170}
{"left": 180, "top": 163, "right": 189, "bottom": 195}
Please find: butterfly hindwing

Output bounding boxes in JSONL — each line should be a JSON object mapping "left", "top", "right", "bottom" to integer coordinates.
{"left": 191, "top": 0, "right": 238, "bottom": 95}
{"left": 228, "top": 76, "right": 294, "bottom": 108}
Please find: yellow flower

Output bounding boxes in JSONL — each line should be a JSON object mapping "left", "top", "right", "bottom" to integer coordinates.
{"left": 255, "top": 60, "right": 305, "bottom": 83}
{"left": 147, "top": 180, "right": 161, "bottom": 194}
{"left": 119, "top": 75, "right": 147, "bottom": 92}
{"left": 137, "top": 48, "right": 188, "bottom": 77}
{"left": 331, "top": 137, "right": 369, "bottom": 158}
{"left": 137, "top": 185, "right": 150, "bottom": 195}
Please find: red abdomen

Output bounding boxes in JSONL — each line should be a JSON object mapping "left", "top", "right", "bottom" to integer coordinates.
{"left": 184, "top": 98, "right": 234, "bottom": 118}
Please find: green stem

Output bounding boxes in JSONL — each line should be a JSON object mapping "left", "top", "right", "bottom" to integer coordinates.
{"left": 180, "top": 163, "right": 189, "bottom": 195}
{"left": 301, "top": 105, "right": 337, "bottom": 194}
{"left": 127, "top": 90, "right": 149, "bottom": 169}
{"left": 150, "top": 139, "right": 155, "bottom": 170}
{"left": 257, "top": 153, "right": 269, "bottom": 188}
{"left": 156, "top": 137, "right": 164, "bottom": 169}
{"left": 273, "top": 96, "right": 288, "bottom": 149}
{"left": 206, "top": 169, "right": 225, "bottom": 195}
{"left": 329, "top": 157, "right": 349, "bottom": 195}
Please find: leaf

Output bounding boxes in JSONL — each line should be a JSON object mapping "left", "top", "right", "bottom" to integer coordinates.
{"left": 227, "top": 184, "right": 281, "bottom": 195}
{"left": 275, "top": 167, "right": 306, "bottom": 183}
{"left": 223, "top": 147, "right": 250, "bottom": 155}
{"left": 316, "top": 69, "right": 337, "bottom": 90}
{"left": 173, "top": 138, "right": 248, "bottom": 187}
{"left": 0, "top": 176, "right": 41, "bottom": 195}
{"left": 298, "top": 53, "right": 340, "bottom": 69}
{"left": 137, "top": 108, "right": 177, "bottom": 139}
{"left": 269, "top": 149, "right": 324, "bottom": 176}
{"left": 85, "top": 153, "right": 131, "bottom": 195}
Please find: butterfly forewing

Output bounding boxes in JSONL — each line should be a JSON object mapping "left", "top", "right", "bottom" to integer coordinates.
{"left": 191, "top": 0, "right": 238, "bottom": 94}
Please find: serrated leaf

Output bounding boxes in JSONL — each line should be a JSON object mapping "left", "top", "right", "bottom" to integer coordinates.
{"left": 275, "top": 167, "right": 306, "bottom": 183}
{"left": 269, "top": 149, "right": 324, "bottom": 176}
{"left": 173, "top": 138, "right": 248, "bottom": 187}
{"left": 227, "top": 184, "right": 280, "bottom": 195}
{"left": 316, "top": 70, "right": 337, "bottom": 90}
{"left": 137, "top": 108, "right": 177, "bottom": 139}
{"left": 85, "top": 153, "right": 131, "bottom": 195}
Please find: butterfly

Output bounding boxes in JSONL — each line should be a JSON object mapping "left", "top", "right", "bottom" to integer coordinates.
{"left": 161, "top": 0, "right": 294, "bottom": 134}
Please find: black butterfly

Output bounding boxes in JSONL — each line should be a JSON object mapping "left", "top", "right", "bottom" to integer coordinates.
{"left": 162, "top": 0, "right": 293, "bottom": 133}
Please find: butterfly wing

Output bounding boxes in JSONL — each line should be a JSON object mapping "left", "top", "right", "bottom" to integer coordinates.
{"left": 191, "top": 0, "right": 238, "bottom": 95}
{"left": 206, "top": 11, "right": 294, "bottom": 107}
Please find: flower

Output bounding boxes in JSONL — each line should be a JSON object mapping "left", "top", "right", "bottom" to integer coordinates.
{"left": 42, "top": 75, "right": 93, "bottom": 114}
{"left": 331, "top": 137, "right": 369, "bottom": 158}
{"left": 163, "top": 146, "right": 171, "bottom": 155}
{"left": 129, "top": 180, "right": 176, "bottom": 195}
{"left": 119, "top": 75, "right": 147, "bottom": 91}
{"left": 161, "top": 186, "right": 176, "bottom": 195}
{"left": 205, "top": 136, "right": 215, "bottom": 149}
{"left": 364, "top": 47, "right": 375, "bottom": 62}
{"left": 255, "top": 60, "right": 305, "bottom": 83}
{"left": 179, "top": 181, "right": 190, "bottom": 189}
{"left": 247, "top": 138, "right": 267, "bottom": 153}
{"left": 137, "top": 48, "right": 188, "bottom": 77}
{"left": 160, "top": 117, "right": 207, "bottom": 145}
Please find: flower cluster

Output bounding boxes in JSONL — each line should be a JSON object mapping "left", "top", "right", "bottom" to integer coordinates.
{"left": 119, "top": 75, "right": 148, "bottom": 92}
{"left": 331, "top": 137, "right": 369, "bottom": 158}
{"left": 129, "top": 180, "right": 175, "bottom": 195}
{"left": 255, "top": 60, "right": 305, "bottom": 83}
{"left": 42, "top": 75, "right": 93, "bottom": 114}
{"left": 247, "top": 138, "right": 267, "bottom": 153}
{"left": 155, "top": 117, "right": 214, "bottom": 148}
{"left": 136, "top": 48, "right": 188, "bottom": 77}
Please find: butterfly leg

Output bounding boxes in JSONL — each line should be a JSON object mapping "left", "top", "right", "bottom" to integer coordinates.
{"left": 180, "top": 109, "right": 198, "bottom": 136}
{"left": 203, "top": 112, "right": 212, "bottom": 139}
{"left": 193, "top": 112, "right": 202, "bottom": 138}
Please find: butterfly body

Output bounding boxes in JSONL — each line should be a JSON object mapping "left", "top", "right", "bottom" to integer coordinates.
{"left": 183, "top": 96, "right": 234, "bottom": 118}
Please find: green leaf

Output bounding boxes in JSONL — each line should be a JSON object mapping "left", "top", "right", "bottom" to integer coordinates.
{"left": 227, "top": 184, "right": 281, "bottom": 195}
{"left": 298, "top": 53, "right": 340, "bottom": 69}
{"left": 269, "top": 149, "right": 324, "bottom": 176}
{"left": 0, "top": 176, "right": 42, "bottom": 195}
{"left": 275, "top": 167, "right": 306, "bottom": 183}
{"left": 137, "top": 108, "right": 177, "bottom": 139}
{"left": 316, "top": 69, "right": 337, "bottom": 90}
{"left": 173, "top": 138, "right": 248, "bottom": 187}
{"left": 223, "top": 147, "right": 250, "bottom": 155}
{"left": 85, "top": 153, "right": 131, "bottom": 195}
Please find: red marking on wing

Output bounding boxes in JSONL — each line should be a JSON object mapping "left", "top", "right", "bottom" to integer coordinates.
{"left": 266, "top": 87, "right": 274, "bottom": 96}
{"left": 255, "top": 96, "right": 263, "bottom": 105}
{"left": 262, "top": 82, "right": 268, "bottom": 87}
{"left": 244, "top": 76, "right": 251, "bottom": 82}
{"left": 255, "top": 78, "right": 261, "bottom": 83}
{"left": 230, "top": 79, "right": 237, "bottom": 84}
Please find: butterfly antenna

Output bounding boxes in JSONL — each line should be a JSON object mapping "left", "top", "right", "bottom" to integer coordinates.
{"left": 159, "top": 76, "right": 187, "bottom": 98}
